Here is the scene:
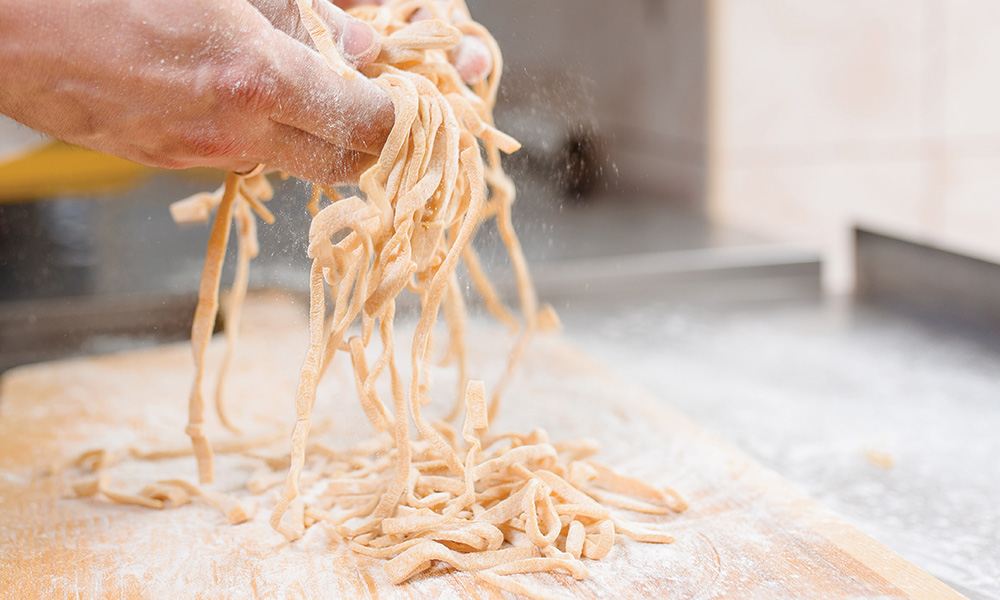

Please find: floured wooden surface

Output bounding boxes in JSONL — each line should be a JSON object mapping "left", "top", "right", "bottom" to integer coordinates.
{"left": 0, "top": 294, "right": 964, "bottom": 599}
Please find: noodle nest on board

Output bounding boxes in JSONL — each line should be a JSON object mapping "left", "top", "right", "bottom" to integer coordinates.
{"left": 66, "top": 1, "right": 687, "bottom": 596}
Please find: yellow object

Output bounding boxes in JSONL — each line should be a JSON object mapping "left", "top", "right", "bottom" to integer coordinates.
{"left": 0, "top": 141, "right": 150, "bottom": 203}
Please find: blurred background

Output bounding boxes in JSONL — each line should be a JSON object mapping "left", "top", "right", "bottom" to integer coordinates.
{"left": 1, "top": 1, "right": 999, "bottom": 598}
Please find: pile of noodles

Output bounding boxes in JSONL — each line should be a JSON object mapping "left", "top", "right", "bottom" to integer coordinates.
{"left": 68, "top": 2, "right": 686, "bottom": 597}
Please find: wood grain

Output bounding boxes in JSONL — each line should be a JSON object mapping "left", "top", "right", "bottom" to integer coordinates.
{"left": 0, "top": 293, "right": 966, "bottom": 599}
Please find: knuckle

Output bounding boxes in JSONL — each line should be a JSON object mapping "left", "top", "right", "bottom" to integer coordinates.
{"left": 265, "top": 0, "right": 312, "bottom": 47}
{"left": 177, "top": 126, "right": 243, "bottom": 161}
{"left": 147, "top": 124, "right": 244, "bottom": 167}
{"left": 210, "top": 53, "right": 280, "bottom": 117}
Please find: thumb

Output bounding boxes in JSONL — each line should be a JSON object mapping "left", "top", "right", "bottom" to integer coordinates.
{"left": 308, "top": 0, "right": 381, "bottom": 68}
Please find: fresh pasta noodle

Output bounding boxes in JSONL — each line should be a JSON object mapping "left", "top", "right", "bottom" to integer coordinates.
{"left": 63, "top": 1, "right": 687, "bottom": 597}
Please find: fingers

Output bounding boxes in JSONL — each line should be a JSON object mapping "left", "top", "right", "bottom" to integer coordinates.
{"left": 248, "top": 0, "right": 381, "bottom": 69}
{"left": 269, "top": 36, "right": 394, "bottom": 156}
{"left": 408, "top": 2, "right": 492, "bottom": 84}
{"left": 309, "top": 0, "right": 381, "bottom": 67}
{"left": 449, "top": 35, "right": 491, "bottom": 85}
{"left": 211, "top": 123, "right": 374, "bottom": 185}
{"left": 269, "top": 0, "right": 491, "bottom": 84}
{"left": 327, "top": 0, "right": 372, "bottom": 8}
{"left": 149, "top": 124, "right": 374, "bottom": 187}
{"left": 264, "top": 122, "right": 377, "bottom": 185}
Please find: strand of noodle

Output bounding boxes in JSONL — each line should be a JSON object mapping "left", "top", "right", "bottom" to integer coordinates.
{"left": 213, "top": 198, "right": 255, "bottom": 433}
{"left": 370, "top": 302, "right": 413, "bottom": 523}
{"left": 611, "top": 517, "right": 675, "bottom": 544}
{"left": 293, "top": 0, "right": 356, "bottom": 79}
{"left": 565, "top": 520, "right": 585, "bottom": 560}
{"left": 169, "top": 186, "right": 222, "bottom": 224}
{"left": 473, "top": 445, "right": 557, "bottom": 481}
{"left": 186, "top": 172, "right": 239, "bottom": 484}
{"left": 550, "top": 503, "right": 612, "bottom": 522}
{"left": 474, "top": 570, "right": 572, "bottom": 600}
{"left": 422, "top": 528, "right": 491, "bottom": 551}
{"left": 80, "top": 475, "right": 251, "bottom": 525}
{"left": 446, "top": 93, "right": 520, "bottom": 153}
{"left": 385, "top": 541, "right": 536, "bottom": 584}
{"left": 244, "top": 173, "right": 274, "bottom": 201}
{"left": 380, "top": 46, "right": 425, "bottom": 66}
{"left": 157, "top": 479, "right": 255, "bottom": 525}
{"left": 582, "top": 519, "right": 615, "bottom": 560}
{"left": 382, "top": 20, "right": 461, "bottom": 50}
{"left": 521, "top": 482, "right": 548, "bottom": 549}
{"left": 348, "top": 538, "right": 425, "bottom": 559}
{"left": 661, "top": 486, "right": 689, "bottom": 513}
{"left": 441, "top": 273, "right": 470, "bottom": 422}
{"left": 349, "top": 336, "right": 392, "bottom": 432}
{"left": 360, "top": 74, "right": 419, "bottom": 219}
{"left": 460, "top": 244, "right": 518, "bottom": 330}
{"left": 583, "top": 488, "right": 673, "bottom": 515}
{"left": 585, "top": 461, "right": 688, "bottom": 513}
{"left": 538, "top": 492, "right": 562, "bottom": 546}
{"left": 444, "top": 379, "right": 486, "bottom": 518}
{"left": 307, "top": 185, "right": 322, "bottom": 217}
{"left": 487, "top": 327, "right": 535, "bottom": 423}
{"left": 552, "top": 439, "right": 601, "bottom": 462}
{"left": 359, "top": 302, "right": 399, "bottom": 418}
{"left": 478, "top": 480, "right": 535, "bottom": 525}
{"left": 67, "top": 448, "right": 122, "bottom": 473}
{"left": 100, "top": 487, "right": 164, "bottom": 510}
{"left": 320, "top": 257, "right": 363, "bottom": 372}
{"left": 533, "top": 470, "right": 609, "bottom": 519}
{"left": 237, "top": 182, "right": 275, "bottom": 224}
{"left": 271, "top": 260, "right": 326, "bottom": 541}
{"left": 489, "top": 557, "right": 586, "bottom": 579}
{"left": 404, "top": 144, "right": 486, "bottom": 475}
{"left": 141, "top": 482, "right": 192, "bottom": 507}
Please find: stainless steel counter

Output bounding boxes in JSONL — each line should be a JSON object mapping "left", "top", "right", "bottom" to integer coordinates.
{"left": 554, "top": 289, "right": 999, "bottom": 600}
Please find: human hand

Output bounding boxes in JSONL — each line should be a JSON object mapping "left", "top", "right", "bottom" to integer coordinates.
{"left": 0, "top": 0, "right": 394, "bottom": 185}
{"left": 334, "top": 0, "right": 493, "bottom": 84}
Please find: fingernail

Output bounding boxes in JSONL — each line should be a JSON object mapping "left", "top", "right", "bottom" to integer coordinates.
{"left": 341, "top": 19, "right": 379, "bottom": 65}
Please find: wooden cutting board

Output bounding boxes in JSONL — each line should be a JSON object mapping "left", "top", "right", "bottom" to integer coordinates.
{"left": 0, "top": 293, "right": 965, "bottom": 599}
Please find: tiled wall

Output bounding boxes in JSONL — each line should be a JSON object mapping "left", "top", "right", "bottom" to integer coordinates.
{"left": 708, "top": 0, "right": 1000, "bottom": 292}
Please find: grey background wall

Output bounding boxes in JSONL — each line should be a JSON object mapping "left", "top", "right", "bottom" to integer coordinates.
{"left": 468, "top": 0, "right": 710, "bottom": 206}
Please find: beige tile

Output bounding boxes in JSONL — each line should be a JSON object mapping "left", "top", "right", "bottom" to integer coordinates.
{"left": 714, "top": 0, "right": 923, "bottom": 148}
{"left": 711, "top": 159, "right": 927, "bottom": 291}
{"left": 939, "top": 156, "right": 1000, "bottom": 262}
{"left": 942, "top": 0, "right": 1000, "bottom": 138}
{"left": 713, "top": 160, "right": 926, "bottom": 238}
